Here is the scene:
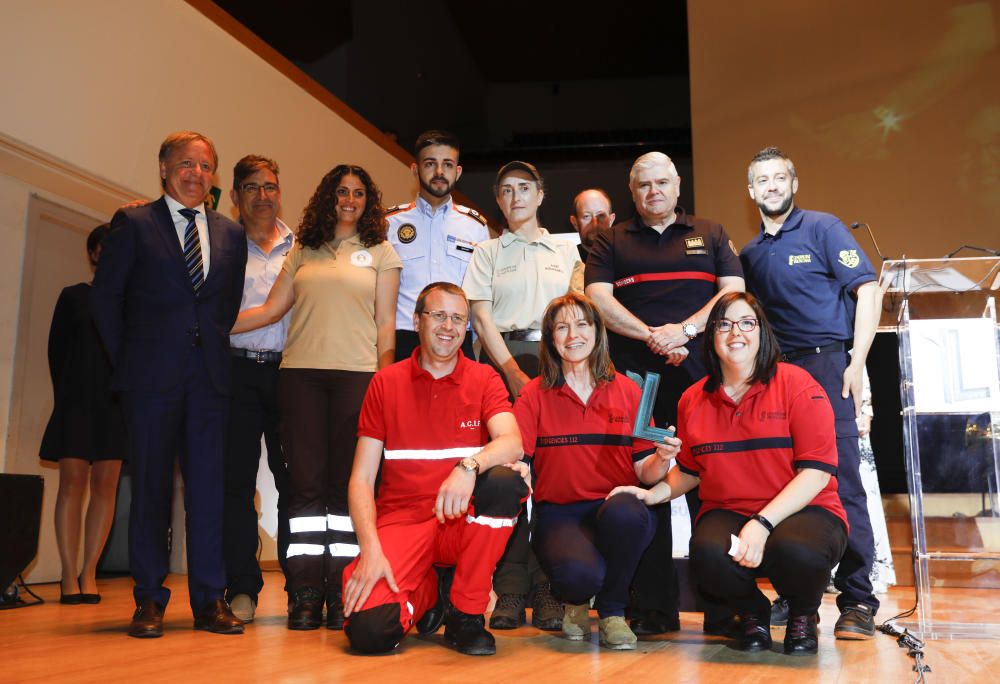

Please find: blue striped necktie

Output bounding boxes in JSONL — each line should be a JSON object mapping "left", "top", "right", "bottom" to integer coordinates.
{"left": 178, "top": 208, "right": 204, "bottom": 291}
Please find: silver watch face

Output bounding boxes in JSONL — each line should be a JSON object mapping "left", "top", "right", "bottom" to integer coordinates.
{"left": 683, "top": 323, "right": 698, "bottom": 338}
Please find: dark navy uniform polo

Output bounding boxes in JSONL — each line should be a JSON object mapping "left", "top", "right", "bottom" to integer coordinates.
{"left": 585, "top": 207, "right": 743, "bottom": 429}
{"left": 586, "top": 207, "right": 743, "bottom": 360}
{"left": 740, "top": 207, "right": 876, "bottom": 351}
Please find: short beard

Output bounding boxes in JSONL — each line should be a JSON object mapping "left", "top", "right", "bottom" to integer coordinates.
{"left": 757, "top": 194, "right": 793, "bottom": 218}
{"left": 419, "top": 177, "right": 453, "bottom": 199}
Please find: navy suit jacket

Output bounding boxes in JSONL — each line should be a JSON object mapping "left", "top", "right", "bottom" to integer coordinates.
{"left": 91, "top": 196, "right": 248, "bottom": 395}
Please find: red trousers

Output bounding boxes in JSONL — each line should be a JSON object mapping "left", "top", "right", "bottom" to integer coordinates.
{"left": 343, "top": 507, "right": 517, "bottom": 633}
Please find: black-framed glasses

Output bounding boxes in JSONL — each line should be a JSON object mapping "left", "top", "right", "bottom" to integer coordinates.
{"left": 240, "top": 182, "right": 280, "bottom": 195}
{"left": 714, "top": 318, "right": 758, "bottom": 333}
{"left": 422, "top": 310, "right": 468, "bottom": 326}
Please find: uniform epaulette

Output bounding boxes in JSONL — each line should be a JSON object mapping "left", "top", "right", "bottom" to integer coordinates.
{"left": 386, "top": 203, "right": 414, "bottom": 216}
{"left": 455, "top": 204, "right": 488, "bottom": 226}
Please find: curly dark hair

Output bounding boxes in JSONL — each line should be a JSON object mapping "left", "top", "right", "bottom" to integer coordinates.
{"left": 297, "top": 164, "right": 387, "bottom": 249}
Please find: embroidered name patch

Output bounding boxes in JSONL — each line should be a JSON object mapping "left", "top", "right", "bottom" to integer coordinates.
{"left": 788, "top": 254, "right": 812, "bottom": 265}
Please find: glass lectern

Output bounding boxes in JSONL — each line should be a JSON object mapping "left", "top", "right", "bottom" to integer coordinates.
{"left": 880, "top": 256, "right": 1000, "bottom": 639}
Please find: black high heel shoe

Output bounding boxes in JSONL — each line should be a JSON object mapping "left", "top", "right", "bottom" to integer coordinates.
{"left": 77, "top": 576, "right": 101, "bottom": 604}
{"left": 60, "top": 580, "right": 83, "bottom": 605}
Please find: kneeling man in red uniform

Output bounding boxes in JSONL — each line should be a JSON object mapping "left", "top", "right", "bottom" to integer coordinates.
{"left": 343, "top": 281, "right": 527, "bottom": 655}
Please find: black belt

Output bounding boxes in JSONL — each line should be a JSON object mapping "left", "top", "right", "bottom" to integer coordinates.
{"left": 502, "top": 329, "right": 542, "bottom": 342}
{"left": 231, "top": 347, "right": 282, "bottom": 363}
{"left": 781, "top": 341, "right": 846, "bottom": 362}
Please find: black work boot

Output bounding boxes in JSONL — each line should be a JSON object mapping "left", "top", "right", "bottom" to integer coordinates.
{"left": 445, "top": 610, "right": 497, "bottom": 655}
{"left": 784, "top": 614, "right": 819, "bottom": 655}
{"left": 416, "top": 566, "right": 454, "bottom": 635}
{"left": 287, "top": 587, "right": 324, "bottom": 631}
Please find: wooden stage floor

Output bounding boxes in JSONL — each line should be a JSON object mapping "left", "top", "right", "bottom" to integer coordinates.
{"left": 2, "top": 573, "right": 996, "bottom": 683}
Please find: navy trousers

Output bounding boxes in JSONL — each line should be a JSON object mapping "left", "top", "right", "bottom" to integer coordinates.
{"left": 534, "top": 494, "right": 656, "bottom": 617}
{"left": 788, "top": 350, "right": 878, "bottom": 613}
{"left": 123, "top": 346, "right": 228, "bottom": 613}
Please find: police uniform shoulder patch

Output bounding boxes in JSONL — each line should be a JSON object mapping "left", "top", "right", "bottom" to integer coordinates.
{"left": 838, "top": 249, "right": 860, "bottom": 268}
{"left": 397, "top": 223, "right": 417, "bottom": 244}
{"left": 456, "top": 204, "right": 488, "bottom": 226}
{"left": 685, "top": 236, "right": 705, "bottom": 249}
{"left": 385, "top": 203, "right": 413, "bottom": 216}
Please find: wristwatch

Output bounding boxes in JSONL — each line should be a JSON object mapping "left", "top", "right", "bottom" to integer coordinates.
{"left": 457, "top": 457, "right": 481, "bottom": 474}
{"left": 681, "top": 322, "right": 698, "bottom": 340}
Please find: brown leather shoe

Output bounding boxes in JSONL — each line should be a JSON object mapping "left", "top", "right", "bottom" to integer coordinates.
{"left": 128, "top": 599, "right": 165, "bottom": 638}
{"left": 193, "top": 599, "right": 244, "bottom": 635}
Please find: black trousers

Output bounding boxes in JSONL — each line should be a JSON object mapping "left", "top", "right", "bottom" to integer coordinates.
{"left": 223, "top": 356, "right": 290, "bottom": 602}
{"left": 278, "top": 368, "right": 373, "bottom": 592}
{"left": 689, "top": 507, "right": 848, "bottom": 618}
{"left": 609, "top": 341, "right": 704, "bottom": 619}
{"left": 485, "top": 338, "right": 547, "bottom": 594}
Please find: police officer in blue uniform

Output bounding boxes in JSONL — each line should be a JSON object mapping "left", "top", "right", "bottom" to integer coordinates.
{"left": 387, "top": 130, "right": 489, "bottom": 361}
{"left": 740, "top": 146, "right": 881, "bottom": 641}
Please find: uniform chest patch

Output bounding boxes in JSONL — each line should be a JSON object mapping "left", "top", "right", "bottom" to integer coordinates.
{"left": 685, "top": 236, "right": 705, "bottom": 249}
{"left": 350, "top": 250, "right": 373, "bottom": 267}
{"left": 838, "top": 249, "right": 860, "bottom": 268}
{"left": 397, "top": 223, "right": 417, "bottom": 244}
{"left": 788, "top": 253, "right": 812, "bottom": 265}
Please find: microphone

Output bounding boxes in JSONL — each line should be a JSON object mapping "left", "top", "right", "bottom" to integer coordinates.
{"left": 850, "top": 222, "right": 887, "bottom": 262}
{"left": 942, "top": 244, "right": 1000, "bottom": 259}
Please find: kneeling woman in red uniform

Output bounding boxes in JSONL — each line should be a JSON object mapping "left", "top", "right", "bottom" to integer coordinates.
{"left": 612, "top": 292, "right": 848, "bottom": 656}
{"left": 515, "top": 292, "right": 676, "bottom": 650}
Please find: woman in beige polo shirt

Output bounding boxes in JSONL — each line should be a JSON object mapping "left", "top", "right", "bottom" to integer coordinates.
{"left": 232, "top": 164, "right": 401, "bottom": 631}
{"left": 462, "top": 160, "right": 582, "bottom": 632}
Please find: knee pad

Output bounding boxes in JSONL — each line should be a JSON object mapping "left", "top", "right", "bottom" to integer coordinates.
{"left": 472, "top": 466, "right": 527, "bottom": 518}
{"left": 345, "top": 603, "right": 405, "bottom": 654}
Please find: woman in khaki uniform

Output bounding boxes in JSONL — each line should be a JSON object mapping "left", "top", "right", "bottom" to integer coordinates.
{"left": 233, "top": 165, "right": 401, "bottom": 631}
{"left": 463, "top": 160, "right": 583, "bottom": 631}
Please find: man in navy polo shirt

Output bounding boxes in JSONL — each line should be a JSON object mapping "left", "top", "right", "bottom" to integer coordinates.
{"left": 585, "top": 151, "right": 744, "bottom": 635}
{"left": 740, "top": 146, "right": 881, "bottom": 639}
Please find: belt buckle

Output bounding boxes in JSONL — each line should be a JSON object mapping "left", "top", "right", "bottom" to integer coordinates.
{"left": 253, "top": 350, "right": 265, "bottom": 364}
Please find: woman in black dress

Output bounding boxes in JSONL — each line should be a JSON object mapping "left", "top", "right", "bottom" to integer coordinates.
{"left": 40, "top": 223, "right": 126, "bottom": 604}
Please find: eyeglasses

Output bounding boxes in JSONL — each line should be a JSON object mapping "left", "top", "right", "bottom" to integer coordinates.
{"left": 714, "top": 318, "right": 758, "bottom": 333}
{"left": 422, "top": 310, "right": 468, "bottom": 326}
{"left": 240, "top": 182, "right": 280, "bottom": 195}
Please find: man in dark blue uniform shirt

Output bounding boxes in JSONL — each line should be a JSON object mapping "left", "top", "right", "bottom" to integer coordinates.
{"left": 740, "top": 146, "right": 881, "bottom": 640}
{"left": 586, "top": 151, "right": 744, "bottom": 635}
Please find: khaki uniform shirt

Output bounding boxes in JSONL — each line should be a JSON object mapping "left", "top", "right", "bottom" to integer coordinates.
{"left": 463, "top": 228, "right": 583, "bottom": 332}
{"left": 281, "top": 236, "right": 402, "bottom": 371}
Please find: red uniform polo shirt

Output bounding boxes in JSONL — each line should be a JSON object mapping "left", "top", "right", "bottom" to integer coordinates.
{"left": 675, "top": 363, "right": 848, "bottom": 529}
{"left": 514, "top": 373, "right": 655, "bottom": 504}
{"left": 357, "top": 349, "right": 512, "bottom": 523}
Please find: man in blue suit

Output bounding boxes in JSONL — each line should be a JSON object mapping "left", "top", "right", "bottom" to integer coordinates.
{"left": 92, "top": 131, "right": 248, "bottom": 638}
